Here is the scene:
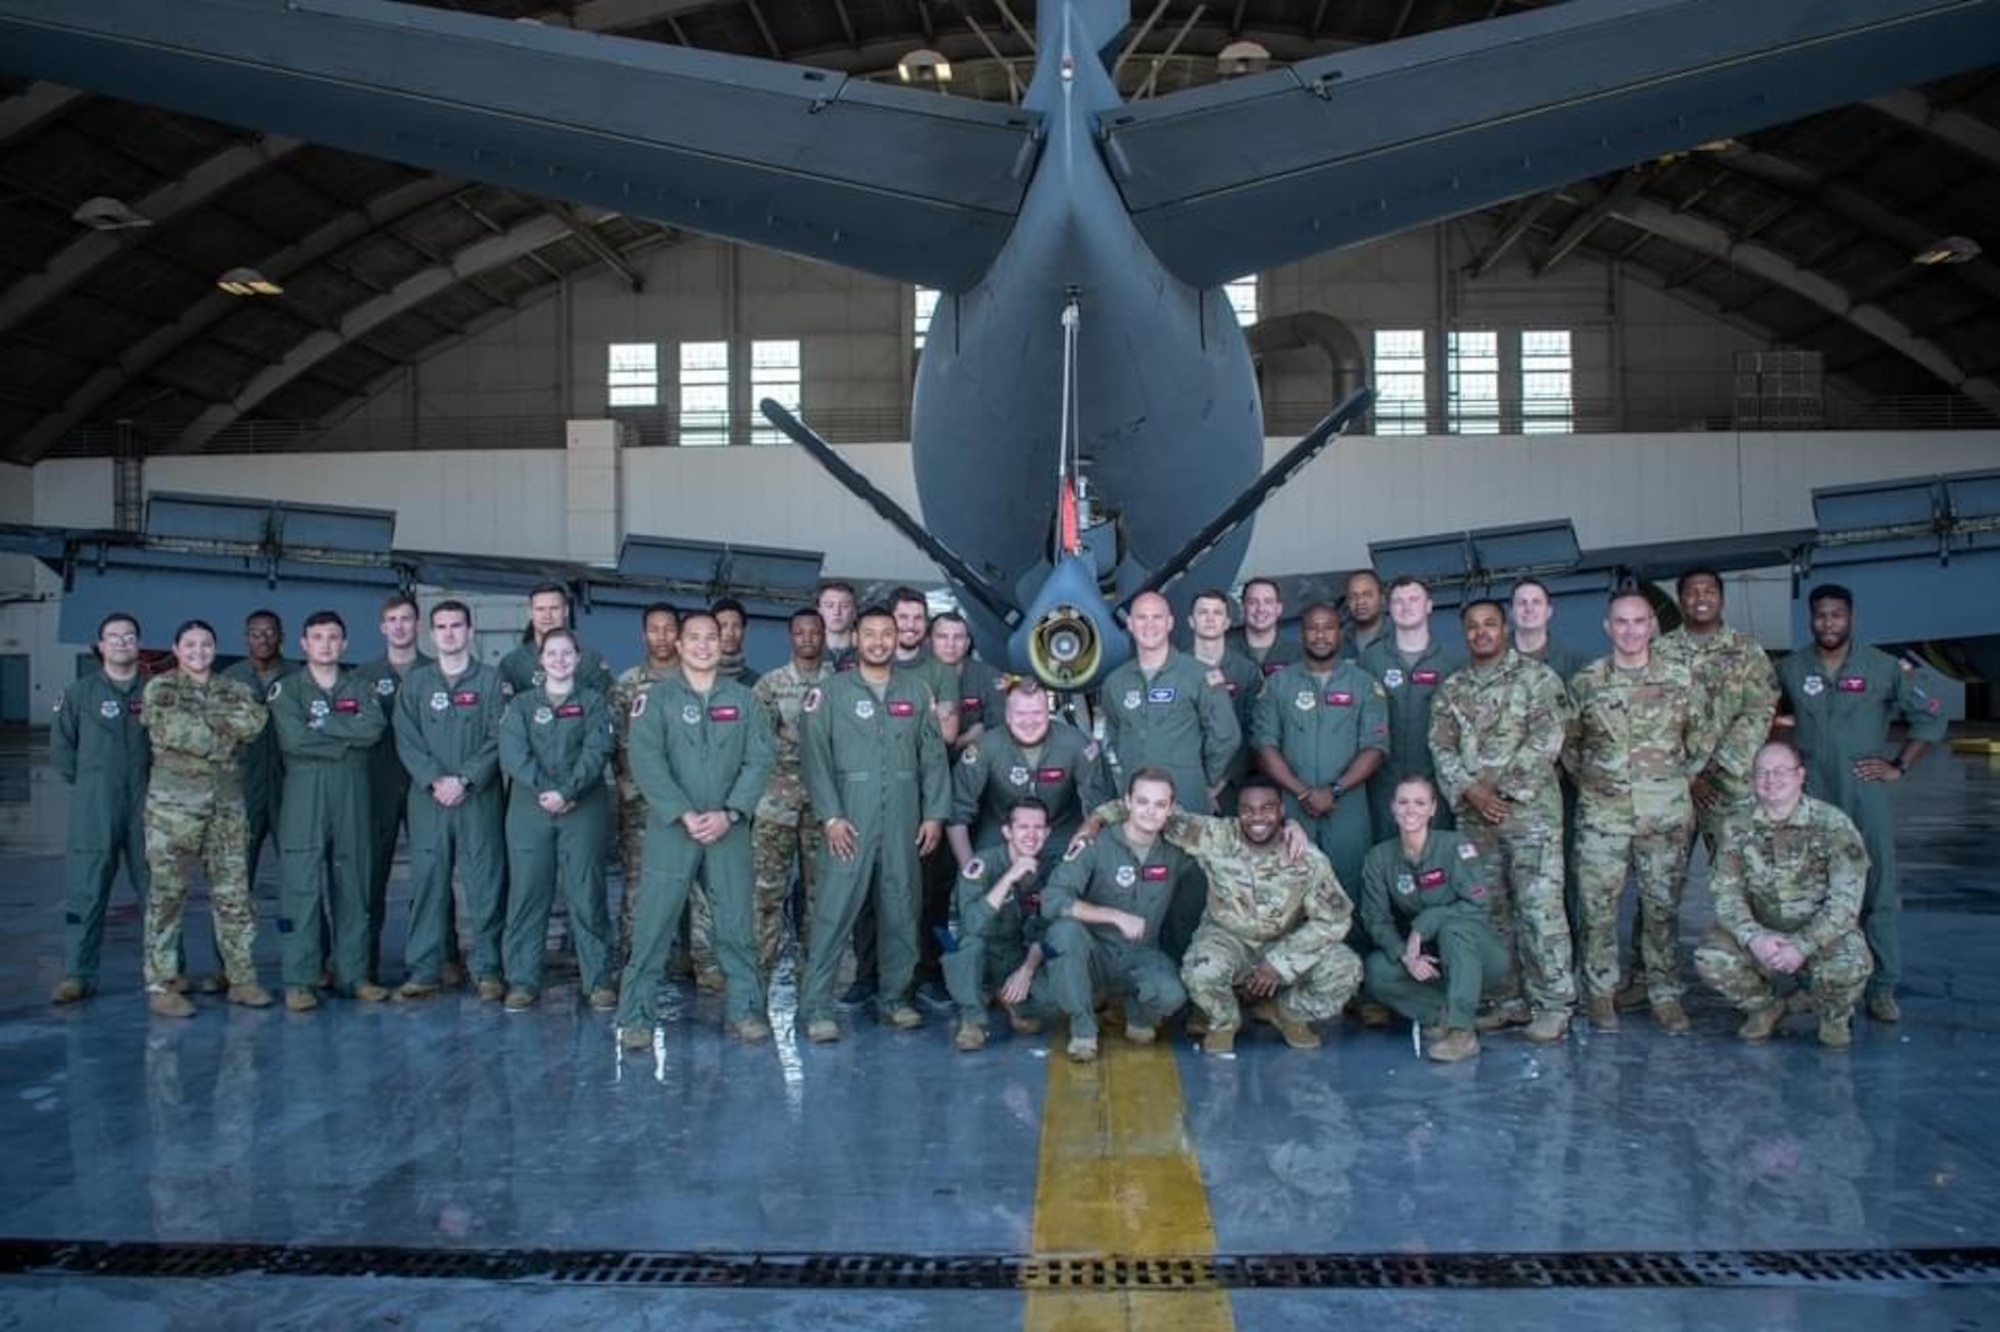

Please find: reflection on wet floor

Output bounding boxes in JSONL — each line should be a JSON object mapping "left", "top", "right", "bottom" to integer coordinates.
{"left": 1, "top": 730, "right": 1997, "bottom": 1328}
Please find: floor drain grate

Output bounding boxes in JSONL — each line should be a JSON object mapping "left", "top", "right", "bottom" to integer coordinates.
{"left": 4, "top": 1241, "right": 1998, "bottom": 1291}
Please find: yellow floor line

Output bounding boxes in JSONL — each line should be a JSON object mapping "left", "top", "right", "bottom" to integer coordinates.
{"left": 1024, "top": 1038, "right": 1233, "bottom": 1331}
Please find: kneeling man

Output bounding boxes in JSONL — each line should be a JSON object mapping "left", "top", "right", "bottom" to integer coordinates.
{"left": 945, "top": 798, "right": 1059, "bottom": 1052}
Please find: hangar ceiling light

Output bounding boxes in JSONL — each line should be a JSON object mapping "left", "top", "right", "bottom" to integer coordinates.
{"left": 1913, "top": 235, "right": 1982, "bottom": 266}
{"left": 898, "top": 48, "right": 952, "bottom": 85}
{"left": 217, "top": 266, "right": 283, "bottom": 296}
{"left": 71, "top": 195, "right": 151, "bottom": 231}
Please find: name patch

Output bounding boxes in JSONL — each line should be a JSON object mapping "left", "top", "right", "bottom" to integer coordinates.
{"left": 1411, "top": 669, "right": 1441, "bottom": 686}
{"left": 709, "top": 705, "right": 741, "bottom": 722}
{"left": 1836, "top": 676, "right": 1867, "bottom": 693}
{"left": 1261, "top": 661, "right": 1284, "bottom": 677}
{"left": 555, "top": 703, "right": 585, "bottom": 719}
{"left": 1035, "top": 767, "right": 1066, "bottom": 784}
{"left": 1147, "top": 686, "right": 1177, "bottom": 704}
{"left": 1417, "top": 867, "right": 1447, "bottom": 889}
{"left": 332, "top": 698, "right": 361, "bottom": 714}
{"left": 1325, "top": 691, "right": 1354, "bottom": 707}
{"left": 887, "top": 700, "right": 916, "bottom": 717}
{"left": 1141, "top": 864, "right": 1170, "bottom": 883}
{"left": 452, "top": 690, "right": 481, "bottom": 707}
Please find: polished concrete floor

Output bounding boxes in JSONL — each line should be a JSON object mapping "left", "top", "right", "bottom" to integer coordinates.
{"left": 2, "top": 731, "right": 1998, "bottom": 1330}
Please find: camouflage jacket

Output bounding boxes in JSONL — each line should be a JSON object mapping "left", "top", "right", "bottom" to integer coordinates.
{"left": 142, "top": 671, "right": 267, "bottom": 784}
{"left": 1563, "top": 652, "right": 1710, "bottom": 836}
{"left": 1429, "top": 649, "right": 1572, "bottom": 823}
{"left": 1661, "top": 625, "right": 1778, "bottom": 801}
{"left": 751, "top": 658, "right": 832, "bottom": 825}
{"left": 1710, "top": 795, "right": 1869, "bottom": 959}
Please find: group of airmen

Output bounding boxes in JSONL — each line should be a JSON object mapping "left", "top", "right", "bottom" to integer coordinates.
{"left": 48, "top": 564, "right": 1945, "bottom": 1065}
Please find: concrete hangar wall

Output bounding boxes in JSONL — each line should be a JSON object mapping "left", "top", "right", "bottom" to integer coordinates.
{"left": 2, "top": 222, "right": 1995, "bottom": 720}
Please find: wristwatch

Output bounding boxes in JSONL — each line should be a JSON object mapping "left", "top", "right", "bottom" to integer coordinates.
{"left": 727, "top": 809, "right": 743, "bottom": 825}
{"left": 1329, "top": 781, "right": 1346, "bottom": 799}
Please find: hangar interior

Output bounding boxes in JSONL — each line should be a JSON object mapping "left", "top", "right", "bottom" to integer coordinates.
{"left": 1, "top": 2, "right": 1999, "bottom": 1329}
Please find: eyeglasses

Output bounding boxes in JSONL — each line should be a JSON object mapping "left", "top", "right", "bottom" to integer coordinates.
{"left": 101, "top": 633, "right": 138, "bottom": 645}
{"left": 1752, "top": 766, "right": 1800, "bottom": 780}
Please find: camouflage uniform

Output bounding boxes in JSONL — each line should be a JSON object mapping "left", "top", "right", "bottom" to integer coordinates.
{"left": 1693, "top": 795, "right": 1872, "bottom": 1019}
{"left": 610, "top": 661, "right": 680, "bottom": 963}
{"left": 1562, "top": 652, "right": 1709, "bottom": 1004}
{"left": 796, "top": 668, "right": 950, "bottom": 1025}
{"left": 1248, "top": 659, "right": 1388, "bottom": 897}
{"left": 498, "top": 684, "right": 616, "bottom": 999}
{"left": 221, "top": 658, "right": 287, "bottom": 881}
{"left": 1358, "top": 831, "right": 1509, "bottom": 1030}
{"left": 1357, "top": 636, "right": 1465, "bottom": 841}
{"left": 941, "top": 847, "right": 1056, "bottom": 1021}
{"left": 1041, "top": 826, "right": 1193, "bottom": 1043}
{"left": 1429, "top": 650, "right": 1576, "bottom": 1019}
{"left": 52, "top": 669, "right": 152, "bottom": 988}
{"left": 1777, "top": 643, "right": 1947, "bottom": 1000}
{"left": 1142, "top": 809, "right": 1363, "bottom": 1032}
{"left": 394, "top": 658, "right": 508, "bottom": 986}
{"left": 356, "top": 653, "right": 425, "bottom": 979}
{"left": 1661, "top": 625, "right": 1778, "bottom": 853}
{"left": 750, "top": 659, "right": 831, "bottom": 973}
{"left": 140, "top": 672, "right": 268, "bottom": 988}
{"left": 268, "top": 667, "right": 387, "bottom": 994}
{"left": 951, "top": 722, "right": 1110, "bottom": 861}
{"left": 616, "top": 672, "right": 775, "bottom": 1030}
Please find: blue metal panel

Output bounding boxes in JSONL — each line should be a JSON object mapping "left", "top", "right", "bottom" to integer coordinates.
{"left": 274, "top": 501, "right": 396, "bottom": 555}
{"left": 145, "top": 492, "right": 272, "bottom": 545}
{"left": 616, "top": 536, "right": 727, "bottom": 585}
{"left": 1369, "top": 534, "right": 1471, "bottom": 587}
{"left": 721, "top": 544, "right": 824, "bottom": 599}
{"left": 1468, "top": 521, "right": 1581, "bottom": 578}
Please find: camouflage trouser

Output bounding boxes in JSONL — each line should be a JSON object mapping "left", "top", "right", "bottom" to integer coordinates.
{"left": 144, "top": 785, "right": 257, "bottom": 988}
{"left": 1574, "top": 818, "right": 1691, "bottom": 1003}
{"left": 751, "top": 809, "right": 823, "bottom": 976}
{"left": 1693, "top": 926, "right": 1871, "bottom": 1019}
{"left": 1181, "top": 923, "right": 1361, "bottom": 1031}
{"left": 1458, "top": 804, "right": 1576, "bottom": 1017}
{"left": 1692, "top": 790, "right": 1752, "bottom": 860}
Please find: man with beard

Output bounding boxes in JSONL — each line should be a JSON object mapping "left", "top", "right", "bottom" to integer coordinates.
{"left": 1776, "top": 584, "right": 1945, "bottom": 1023}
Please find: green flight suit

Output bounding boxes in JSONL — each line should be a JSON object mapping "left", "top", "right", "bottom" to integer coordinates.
{"left": 268, "top": 667, "right": 387, "bottom": 994}
{"left": 499, "top": 685, "right": 616, "bottom": 997}
{"left": 1359, "top": 831, "right": 1510, "bottom": 1030}
{"left": 616, "top": 672, "right": 775, "bottom": 1028}
{"left": 944, "top": 656, "right": 1009, "bottom": 741}
{"left": 357, "top": 653, "right": 426, "bottom": 979}
{"left": 1777, "top": 643, "right": 1948, "bottom": 997}
{"left": 942, "top": 845, "right": 1055, "bottom": 1019}
{"left": 1357, "top": 635, "right": 1465, "bottom": 841}
{"left": 395, "top": 658, "right": 508, "bottom": 985}
{"left": 797, "top": 667, "right": 950, "bottom": 1023}
{"left": 1249, "top": 659, "right": 1389, "bottom": 896}
{"left": 1226, "top": 628, "right": 1300, "bottom": 677}
{"left": 1099, "top": 647, "right": 1241, "bottom": 809}
{"left": 1515, "top": 636, "right": 1590, "bottom": 685}
{"left": 1041, "top": 826, "right": 1192, "bottom": 1041}
{"left": 221, "top": 657, "right": 286, "bottom": 880}
{"left": 51, "top": 670, "right": 153, "bottom": 986}
{"left": 950, "top": 722, "right": 1111, "bottom": 858}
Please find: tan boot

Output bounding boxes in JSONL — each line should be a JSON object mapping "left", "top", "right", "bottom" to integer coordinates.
{"left": 732, "top": 1016, "right": 773, "bottom": 1044}
{"left": 1737, "top": 1003, "right": 1783, "bottom": 1042}
{"left": 397, "top": 980, "right": 439, "bottom": 1000}
{"left": 1818, "top": 1013, "right": 1853, "bottom": 1049}
{"left": 806, "top": 1018, "right": 841, "bottom": 1044}
{"left": 475, "top": 978, "right": 505, "bottom": 1002}
{"left": 1651, "top": 999, "right": 1691, "bottom": 1035}
{"left": 285, "top": 987, "right": 319, "bottom": 1013}
{"left": 1523, "top": 1010, "right": 1569, "bottom": 1044}
{"left": 1613, "top": 978, "right": 1650, "bottom": 1011}
{"left": 1067, "top": 1035, "right": 1099, "bottom": 1063}
{"left": 228, "top": 982, "right": 274, "bottom": 1009}
{"left": 1357, "top": 1001, "right": 1393, "bottom": 1028}
{"left": 1476, "top": 999, "right": 1530, "bottom": 1033}
{"left": 503, "top": 987, "right": 536, "bottom": 1011}
{"left": 954, "top": 1020, "right": 988, "bottom": 1052}
{"left": 1201, "top": 1026, "right": 1238, "bottom": 1055}
{"left": 1005, "top": 1007, "right": 1043, "bottom": 1035}
{"left": 50, "top": 978, "right": 91, "bottom": 1004}
{"left": 353, "top": 982, "right": 391, "bottom": 1003}
{"left": 1586, "top": 996, "right": 1619, "bottom": 1031}
{"left": 882, "top": 1003, "right": 924, "bottom": 1030}
{"left": 619, "top": 1025, "right": 652, "bottom": 1052}
{"left": 588, "top": 987, "right": 619, "bottom": 1012}
{"left": 1124, "top": 1023, "right": 1158, "bottom": 1046}
{"left": 1428, "top": 1028, "right": 1481, "bottom": 1063}
{"left": 147, "top": 986, "right": 195, "bottom": 1019}
{"left": 1267, "top": 1006, "right": 1321, "bottom": 1051}
{"left": 1867, "top": 991, "right": 1901, "bottom": 1023}
{"left": 439, "top": 962, "right": 467, "bottom": 989}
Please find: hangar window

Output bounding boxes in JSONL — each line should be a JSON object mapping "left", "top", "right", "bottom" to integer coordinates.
{"left": 915, "top": 286, "right": 940, "bottom": 350}
{"left": 750, "top": 339, "right": 802, "bottom": 446}
{"left": 1224, "top": 274, "right": 1260, "bottom": 327}
{"left": 1446, "top": 330, "right": 1501, "bottom": 435}
{"left": 1520, "top": 329, "right": 1574, "bottom": 434}
{"left": 678, "top": 340, "right": 730, "bottom": 447}
{"left": 1372, "top": 329, "right": 1427, "bottom": 435}
{"left": 607, "top": 342, "right": 658, "bottom": 408}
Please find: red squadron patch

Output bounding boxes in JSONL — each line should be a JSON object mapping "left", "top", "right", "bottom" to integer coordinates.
{"left": 1417, "top": 868, "right": 1447, "bottom": 889}
{"left": 709, "top": 705, "right": 741, "bottom": 722}
{"left": 1411, "top": 669, "right": 1441, "bottom": 686}
{"left": 1141, "top": 864, "right": 1169, "bottom": 882}
{"left": 1035, "top": 767, "right": 1066, "bottom": 784}
{"left": 555, "top": 703, "right": 585, "bottom": 719}
{"left": 886, "top": 700, "right": 916, "bottom": 717}
{"left": 453, "top": 691, "right": 481, "bottom": 707}
{"left": 332, "top": 698, "right": 361, "bottom": 713}
{"left": 1325, "top": 691, "right": 1353, "bottom": 707}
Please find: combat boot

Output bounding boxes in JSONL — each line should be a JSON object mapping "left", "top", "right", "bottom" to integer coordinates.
{"left": 49, "top": 978, "right": 91, "bottom": 1004}
{"left": 806, "top": 1018, "right": 841, "bottom": 1044}
{"left": 1523, "top": 1011, "right": 1569, "bottom": 1044}
{"left": 882, "top": 1003, "right": 924, "bottom": 1030}
{"left": 354, "top": 982, "right": 391, "bottom": 1003}
{"left": 146, "top": 985, "right": 195, "bottom": 1019}
{"left": 1428, "top": 1029, "right": 1480, "bottom": 1063}
{"left": 503, "top": 987, "right": 537, "bottom": 1011}
{"left": 1184, "top": 1009, "right": 1210, "bottom": 1037}
{"left": 1737, "top": 1003, "right": 1783, "bottom": 1042}
{"left": 1357, "top": 1001, "right": 1393, "bottom": 1028}
{"left": 439, "top": 962, "right": 467, "bottom": 989}
{"left": 1005, "top": 1007, "right": 1043, "bottom": 1035}
{"left": 397, "top": 980, "right": 439, "bottom": 1000}
{"left": 732, "top": 1016, "right": 773, "bottom": 1044}
{"left": 228, "top": 982, "right": 274, "bottom": 1009}
{"left": 618, "top": 1025, "right": 652, "bottom": 1052}
{"left": 1253, "top": 1001, "right": 1320, "bottom": 1050}
{"left": 475, "top": 978, "right": 505, "bottom": 1002}
{"left": 1650, "top": 999, "right": 1691, "bottom": 1034}
{"left": 285, "top": 987, "right": 319, "bottom": 1013}
{"left": 1867, "top": 991, "right": 1901, "bottom": 1023}
{"left": 1818, "top": 1014, "right": 1853, "bottom": 1049}
{"left": 1613, "top": 978, "right": 1649, "bottom": 1011}
{"left": 1476, "top": 998, "right": 1530, "bottom": 1033}
{"left": 1201, "top": 1026, "right": 1238, "bottom": 1055}
{"left": 1586, "top": 996, "right": 1619, "bottom": 1031}
{"left": 1124, "top": 1023, "right": 1157, "bottom": 1046}
{"left": 588, "top": 987, "right": 619, "bottom": 1012}
{"left": 954, "top": 1019, "right": 988, "bottom": 1052}
{"left": 1066, "top": 1035, "right": 1099, "bottom": 1063}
